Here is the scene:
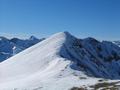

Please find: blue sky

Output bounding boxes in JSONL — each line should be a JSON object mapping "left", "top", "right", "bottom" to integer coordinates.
{"left": 0, "top": 0, "right": 120, "bottom": 40}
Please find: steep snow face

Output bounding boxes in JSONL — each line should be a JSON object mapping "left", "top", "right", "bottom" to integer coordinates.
{"left": 80, "top": 39, "right": 120, "bottom": 79}
{"left": 0, "top": 36, "right": 43, "bottom": 62}
{"left": 0, "top": 32, "right": 68, "bottom": 79}
{"left": 58, "top": 36, "right": 120, "bottom": 79}
{"left": 1, "top": 32, "right": 120, "bottom": 90}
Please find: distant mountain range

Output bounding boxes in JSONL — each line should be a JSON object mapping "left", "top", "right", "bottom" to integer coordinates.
{"left": 113, "top": 41, "right": 120, "bottom": 47}
{"left": 0, "top": 36, "right": 44, "bottom": 62}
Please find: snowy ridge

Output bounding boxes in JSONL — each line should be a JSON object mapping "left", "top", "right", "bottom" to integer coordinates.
{"left": 0, "top": 32, "right": 120, "bottom": 90}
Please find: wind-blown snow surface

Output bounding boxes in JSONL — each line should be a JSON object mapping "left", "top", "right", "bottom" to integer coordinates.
{"left": 0, "top": 32, "right": 120, "bottom": 90}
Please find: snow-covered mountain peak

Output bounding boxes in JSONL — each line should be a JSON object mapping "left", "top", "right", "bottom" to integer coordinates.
{"left": 1, "top": 32, "right": 120, "bottom": 89}
{"left": 29, "top": 36, "right": 39, "bottom": 41}
{"left": 42, "top": 31, "right": 76, "bottom": 48}
{"left": 48, "top": 31, "right": 73, "bottom": 39}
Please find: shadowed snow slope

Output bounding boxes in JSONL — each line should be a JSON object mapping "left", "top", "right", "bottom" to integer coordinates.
{"left": 0, "top": 32, "right": 120, "bottom": 90}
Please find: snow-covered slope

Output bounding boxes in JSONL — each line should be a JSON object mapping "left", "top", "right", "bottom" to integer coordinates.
{"left": 0, "top": 32, "right": 120, "bottom": 90}
{"left": 0, "top": 36, "right": 43, "bottom": 62}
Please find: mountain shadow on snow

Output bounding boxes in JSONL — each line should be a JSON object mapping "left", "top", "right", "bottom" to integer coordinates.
{"left": 58, "top": 32, "right": 120, "bottom": 79}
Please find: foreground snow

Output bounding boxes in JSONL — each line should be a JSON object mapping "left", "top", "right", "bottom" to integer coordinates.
{"left": 0, "top": 32, "right": 120, "bottom": 90}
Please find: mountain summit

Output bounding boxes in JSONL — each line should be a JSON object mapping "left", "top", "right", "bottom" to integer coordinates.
{"left": 0, "top": 32, "right": 120, "bottom": 90}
